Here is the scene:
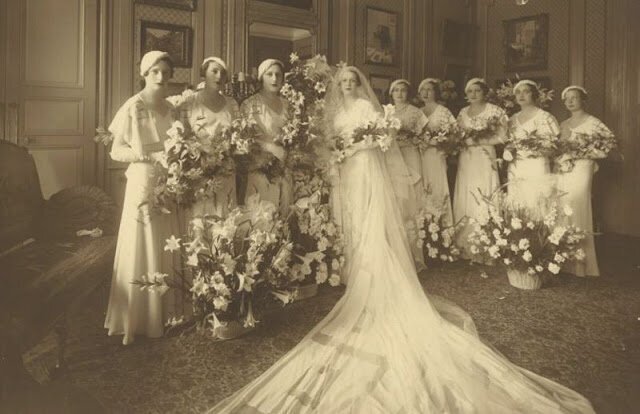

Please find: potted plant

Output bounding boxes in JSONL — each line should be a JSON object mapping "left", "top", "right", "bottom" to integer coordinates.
{"left": 467, "top": 193, "right": 586, "bottom": 290}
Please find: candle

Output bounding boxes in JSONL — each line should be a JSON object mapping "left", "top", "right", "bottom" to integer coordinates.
{"left": 237, "top": 72, "right": 245, "bottom": 82}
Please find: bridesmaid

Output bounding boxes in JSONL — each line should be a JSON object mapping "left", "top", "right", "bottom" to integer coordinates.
{"left": 453, "top": 78, "right": 507, "bottom": 256}
{"left": 418, "top": 78, "right": 455, "bottom": 225}
{"left": 104, "top": 51, "right": 180, "bottom": 345}
{"left": 240, "top": 58, "right": 291, "bottom": 215}
{"left": 556, "top": 85, "right": 611, "bottom": 277}
{"left": 179, "top": 56, "right": 239, "bottom": 218}
{"left": 507, "top": 80, "right": 560, "bottom": 215}
{"left": 390, "top": 79, "right": 428, "bottom": 199}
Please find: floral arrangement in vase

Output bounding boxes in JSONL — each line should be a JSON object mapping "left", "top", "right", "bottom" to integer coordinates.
{"left": 554, "top": 127, "right": 617, "bottom": 173}
{"left": 138, "top": 195, "right": 300, "bottom": 338}
{"left": 288, "top": 182, "right": 345, "bottom": 292}
{"left": 414, "top": 195, "right": 462, "bottom": 265}
{"left": 467, "top": 193, "right": 586, "bottom": 289}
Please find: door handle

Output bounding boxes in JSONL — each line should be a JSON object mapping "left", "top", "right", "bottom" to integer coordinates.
{"left": 18, "top": 136, "right": 34, "bottom": 146}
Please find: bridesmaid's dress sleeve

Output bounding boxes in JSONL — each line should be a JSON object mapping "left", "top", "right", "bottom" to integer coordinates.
{"left": 543, "top": 111, "right": 561, "bottom": 139}
{"left": 416, "top": 109, "right": 429, "bottom": 133}
{"left": 109, "top": 98, "right": 143, "bottom": 163}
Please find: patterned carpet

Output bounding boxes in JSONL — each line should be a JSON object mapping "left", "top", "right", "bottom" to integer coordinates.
{"left": 23, "top": 238, "right": 640, "bottom": 414}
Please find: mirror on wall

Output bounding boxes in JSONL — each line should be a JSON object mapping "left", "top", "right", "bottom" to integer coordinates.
{"left": 247, "top": 22, "right": 314, "bottom": 76}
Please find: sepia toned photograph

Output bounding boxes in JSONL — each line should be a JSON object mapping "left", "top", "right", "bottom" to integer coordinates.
{"left": 1, "top": 0, "right": 638, "bottom": 413}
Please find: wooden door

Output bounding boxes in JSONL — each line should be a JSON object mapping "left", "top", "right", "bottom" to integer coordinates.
{"left": 3, "top": 0, "right": 98, "bottom": 199}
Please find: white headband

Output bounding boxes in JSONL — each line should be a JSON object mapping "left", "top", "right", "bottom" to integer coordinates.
{"left": 465, "top": 78, "right": 487, "bottom": 92}
{"left": 561, "top": 85, "right": 588, "bottom": 100}
{"left": 389, "top": 79, "right": 410, "bottom": 94}
{"left": 513, "top": 79, "right": 538, "bottom": 93}
{"left": 140, "top": 50, "right": 171, "bottom": 76}
{"left": 418, "top": 78, "right": 441, "bottom": 92}
{"left": 257, "top": 59, "right": 284, "bottom": 80}
{"left": 201, "top": 56, "right": 227, "bottom": 73}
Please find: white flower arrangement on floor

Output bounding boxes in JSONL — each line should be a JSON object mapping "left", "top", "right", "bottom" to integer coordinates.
{"left": 289, "top": 189, "right": 345, "bottom": 288}
{"left": 467, "top": 193, "right": 586, "bottom": 283}
{"left": 137, "top": 195, "right": 300, "bottom": 335}
{"left": 415, "top": 195, "right": 461, "bottom": 264}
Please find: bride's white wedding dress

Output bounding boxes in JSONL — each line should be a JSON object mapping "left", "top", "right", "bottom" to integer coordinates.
{"left": 208, "top": 96, "right": 594, "bottom": 413}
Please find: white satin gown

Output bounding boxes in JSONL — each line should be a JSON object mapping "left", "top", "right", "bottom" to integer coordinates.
{"left": 507, "top": 108, "right": 560, "bottom": 216}
{"left": 422, "top": 103, "right": 455, "bottom": 225}
{"left": 240, "top": 93, "right": 292, "bottom": 215}
{"left": 556, "top": 115, "right": 611, "bottom": 277}
{"left": 208, "top": 98, "right": 594, "bottom": 414}
{"left": 453, "top": 103, "right": 506, "bottom": 256}
{"left": 104, "top": 95, "right": 181, "bottom": 345}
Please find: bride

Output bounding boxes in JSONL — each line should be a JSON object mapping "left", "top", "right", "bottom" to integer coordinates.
{"left": 208, "top": 66, "right": 594, "bottom": 413}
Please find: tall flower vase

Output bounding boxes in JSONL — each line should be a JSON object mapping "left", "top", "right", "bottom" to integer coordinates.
{"left": 214, "top": 320, "right": 256, "bottom": 340}
{"left": 507, "top": 268, "right": 543, "bottom": 290}
{"left": 295, "top": 282, "right": 319, "bottom": 301}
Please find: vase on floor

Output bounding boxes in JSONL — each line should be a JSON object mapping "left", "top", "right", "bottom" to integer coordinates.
{"left": 214, "top": 320, "right": 256, "bottom": 340}
{"left": 295, "top": 282, "right": 319, "bottom": 300}
{"left": 506, "top": 268, "right": 543, "bottom": 290}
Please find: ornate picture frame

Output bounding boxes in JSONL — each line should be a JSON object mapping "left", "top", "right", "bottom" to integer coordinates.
{"left": 140, "top": 21, "right": 193, "bottom": 68}
{"left": 365, "top": 7, "right": 399, "bottom": 66}
{"left": 503, "top": 14, "right": 549, "bottom": 72}
{"left": 135, "top": 0, "right": 197, "bottom": 11}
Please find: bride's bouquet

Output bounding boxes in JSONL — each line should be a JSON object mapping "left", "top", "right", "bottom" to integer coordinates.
{"left": 331, "top": 105, "right": 400, "bottom": 163}
{"left": 554, "top": 128, "right": 617, "bottom": 172}
{"left": 502, "top": 128, "right": 557, "bottom": 162}
{"left": 418, "top": 120, "right": 463, "bottom": 156}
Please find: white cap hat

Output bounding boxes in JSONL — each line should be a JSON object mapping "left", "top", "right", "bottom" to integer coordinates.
{"left": 201, "top": 56, "right": 228, "bottom": 73}
{"left": 561, "top": 85, "right": 588, "bottom": 100}
{"left": 389, "top": 79, "right": 410, "bottom": 94}
{"left": 257, "top": 58, "right": 284, "bottom": 80}
{"left": 513, "top": 79, "right": 538, "bottom": 93}
{"left": 465, "top": 77, "right": 487, "bottom": 93}
{"left": 418, "top": 78, "right": 441, "bottom": 92}
{"left": 140, "top": 50, "right": 171, "bottom": 76}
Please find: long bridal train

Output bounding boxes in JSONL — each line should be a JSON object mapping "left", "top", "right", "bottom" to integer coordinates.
{"left": 208, "top": 69, "right": 593, "bottom": 412}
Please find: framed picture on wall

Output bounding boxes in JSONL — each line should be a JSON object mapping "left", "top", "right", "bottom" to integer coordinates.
{"left": 369, "top": 74, "right": 393, "bottom": 104}
{"left": 503, "top": 14, "right": 549, "bottom": 72}
{"left": 140, "top": 21, "right": 193, "bottom": 68}
{"left": 135, "top": 0, "right": 197, "bottom": 11}
{"left": 365, "top": 7, "right": 399, "bottom": 66}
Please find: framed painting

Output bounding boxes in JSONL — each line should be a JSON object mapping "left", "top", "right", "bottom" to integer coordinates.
{"left": 140, "top": 21, "right": 193, "bottom": 68}
{"left": 365, "top": 7, "right": 399, "bottom": 66}
{"left": 135, "top": 0, "right": 197, "bottom": 11}
{"left": 369, "top": 74, "right": 393, "bottom": 104}
{"left": 503, "top": 14, "right": 549, "bottom": 72}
